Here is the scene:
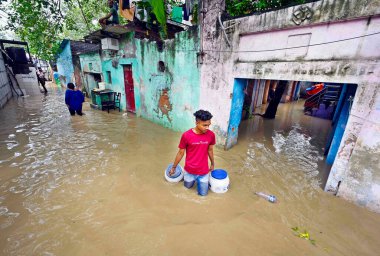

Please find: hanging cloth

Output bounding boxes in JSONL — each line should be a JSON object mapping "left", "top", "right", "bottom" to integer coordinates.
{"left": 122, "top": 0, "right": 130, "bottom": 9}
{"left": 185, "top": 0, "right": 192, "bottom": 16}
{"left": 183, "top": 4, "right": 189, "bottom": 21}
{"left": 119, "top": 0, "right": 135, "bottom": 21}
{"left": 171, "top": 6, "right": 183, "bottom": 23}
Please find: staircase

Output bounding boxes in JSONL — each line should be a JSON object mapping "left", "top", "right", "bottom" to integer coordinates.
{"left": 304, "top": 84, "right": 341, "bottom": 119}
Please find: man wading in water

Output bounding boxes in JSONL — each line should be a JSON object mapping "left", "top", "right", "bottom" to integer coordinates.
{"left": 169, "top": 110, "right": 216, "bottom": 196}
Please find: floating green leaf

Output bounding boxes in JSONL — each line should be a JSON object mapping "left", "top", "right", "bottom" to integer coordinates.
{"left": 291, "top": 227, "right": 316, "bottom": 245}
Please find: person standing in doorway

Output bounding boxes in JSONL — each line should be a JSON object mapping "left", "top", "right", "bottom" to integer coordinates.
{"left": 268, "top": 86, "right": 275, "bottom": 103}
{"left": 37, "top": 67, "right": 48, "bottom": 93}
{"left": 169, "top": 110, "right": 216, "bottom": 196}
{"left": 65, "top": 83, "right": 85, "bottom": 116}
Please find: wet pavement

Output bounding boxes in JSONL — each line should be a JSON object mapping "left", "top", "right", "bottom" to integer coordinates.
{"left": 0, "top": 85, "right": 379, "bottom": 255}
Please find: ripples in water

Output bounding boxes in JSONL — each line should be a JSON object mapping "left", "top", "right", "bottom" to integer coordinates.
{"left": 1, "top": 91, "right": 379, "bottom": 256}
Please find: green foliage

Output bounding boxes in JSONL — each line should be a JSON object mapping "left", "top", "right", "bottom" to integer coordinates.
{"left": 64, "top": 0, "right": 109, "bottom": 38}
{"left": 136, "top": 1, "right": 152, "bottom": 22}
{"left": 226, "top": 0, "right": 306, "bottom": 17}
{"left": 1, "top": 0, "right": 189, "bottom": 59}
{"left": 3, "top": 0, "right": 66, "bottom": 60}
{"left": 192, "top": 4, "right": 198, "bottom": 25}
{"left": 166, "top": 0, "right": 183, "bottom": 6}
{"left": 1, "top": 0, "right": 107, "bottom": 60}
{"left": 149, "top": 0, "right": 167, "bottom": 38}
{"left": 136, "top": 0, "right": 168, "bottom": 38}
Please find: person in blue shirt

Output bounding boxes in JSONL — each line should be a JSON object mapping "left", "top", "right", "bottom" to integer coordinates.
{"left": 65, "top": 83, "right": 85, "bottom": 116}
{"left": 53, "top": 71, "right": 60, "bottom": 86}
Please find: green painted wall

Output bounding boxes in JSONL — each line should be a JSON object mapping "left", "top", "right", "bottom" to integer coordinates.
{"left": 101, "top": 33, "right": 137, "bottom": 112}
{"left": 79, "top": 52, "right": 102, "bottom": 73}
{"left": 101, "top": 28, "right": 200, "bottom": 132}
{"left": 79, "top": 52, "right": 102, "bottom": 94}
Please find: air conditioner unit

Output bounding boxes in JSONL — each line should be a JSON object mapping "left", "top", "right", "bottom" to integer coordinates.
{"left": 101, "top": 38, "right": 119, "bottom": 51}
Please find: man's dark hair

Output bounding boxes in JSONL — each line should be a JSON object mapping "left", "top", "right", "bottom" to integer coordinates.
{"left": 67, "top": 83, "right": 75, "bottom": 90}
{"left": 194, "top": 110, "right": 213, "bottom": 121}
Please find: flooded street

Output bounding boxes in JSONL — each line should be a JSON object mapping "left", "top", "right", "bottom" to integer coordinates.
{"left": 0, "top": 86, "right": 379, "bottom": 256}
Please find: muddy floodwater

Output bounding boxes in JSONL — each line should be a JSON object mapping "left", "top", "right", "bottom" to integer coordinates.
{"left": 0, "top": 86, "right": 379, "bottom": 256}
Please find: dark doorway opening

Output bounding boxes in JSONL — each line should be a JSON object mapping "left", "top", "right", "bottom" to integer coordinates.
{"left": 228, "top": 79, "right": 357, "bottom": 188}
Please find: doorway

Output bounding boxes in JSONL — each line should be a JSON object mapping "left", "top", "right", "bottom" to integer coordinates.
{"left": 123, "top": 65, "right": 136, "bottom": 113}
{"left": 227, "top": 78, "right": 357, "bottom": 187}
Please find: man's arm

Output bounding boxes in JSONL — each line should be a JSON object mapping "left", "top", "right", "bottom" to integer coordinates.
{"left": 169, "top": 148, "right": 185, "bottom": 176}
{"left": 65, "top": 91, "right": 70, "bottom": 107}
{"left": 208, "top": 145, "right": 215, "bottom": 172}
{"left": 100, "top": 12, "right": 112, "bottom": 21}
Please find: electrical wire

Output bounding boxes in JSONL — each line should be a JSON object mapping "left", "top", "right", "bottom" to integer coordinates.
{"left": 210, "top": 31, "right": 380, "bottom": 53}
{"left": 172, "top": 30, "right": 380, "bottom": 53}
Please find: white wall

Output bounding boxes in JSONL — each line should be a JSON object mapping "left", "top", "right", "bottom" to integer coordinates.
{"left": 200, "top": 0, "right": 380, "bottom": 212}
{"left": 0, "top": 54, "right": 12, "bottom": 108}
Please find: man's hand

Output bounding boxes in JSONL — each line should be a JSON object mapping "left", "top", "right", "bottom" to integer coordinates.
{"left": 169, "top": 166, "right": 176, "bottom": 176}
{"left": 209, "top": 164, "right": 214, "bottom": 172}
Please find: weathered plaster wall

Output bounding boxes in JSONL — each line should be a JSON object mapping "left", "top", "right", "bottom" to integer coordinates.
{"left": 0, "top": 54, "right": 12, "bottom": 108}
{"left": 325, "top": 81, "right": 380, "bottom": 212}
{"left": 102, "top": 29, "right": 200, "bottom": 131}
{"left": 79, "top": 52, "right": 102, "bottom": 93}
{"left": 200, "top": 0, "right": 230, "bottom": 146}
{"left": 135, "top": 28, "right": 200, "bottom": 131}
{"left": 201, "top": 0, "right": 380, "bottom": 212}
{"left": 101, "top": 33, "right": 138, "bottom": 112}
{"left": 238, "top": 0, "right": 380, "bottom": 35}
{"left": 79, "top": 52, "right": 102, "bottom": 74}
{"left": 335, "top": 87, "right": 380, "bottom": 212}
{"left": 12, "top": 67, "right": 40, "bottom": 96}
{"left": 201, "top": 0, "right": 380, "bottom": 146}
{"left": 56, "top": 42, "right": 74, "bottom": 86}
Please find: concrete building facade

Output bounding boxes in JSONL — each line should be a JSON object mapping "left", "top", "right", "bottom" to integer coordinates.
{"left": 56, "top": 40, "right": 100, "bottom": 88}
{"left": 0, "top": 53, "right": 12, "bottom": 108}
{"left": 200, "top": 0, "right": 380, "bottom": 212}
{"left": 94, "top": 28, "right": 200, "bottom": 131}
{"left": 72, "top": 0, "right": 380, "bottom": 212}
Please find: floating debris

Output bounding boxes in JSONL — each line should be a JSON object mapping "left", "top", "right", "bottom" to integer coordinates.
{"left": 291, "top": 227, "right": 316, "bottom": 245}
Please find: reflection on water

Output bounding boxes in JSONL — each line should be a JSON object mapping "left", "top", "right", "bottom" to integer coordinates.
{"left": 0, "top": 87, "right": 379, "bottom": 255}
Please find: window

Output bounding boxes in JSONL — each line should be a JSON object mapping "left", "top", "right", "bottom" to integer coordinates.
{"left": 107, "top": 71, "right": 112, "bottom": 83}
{"left": 158, "top": 61, "right": 165, "bottom": 72}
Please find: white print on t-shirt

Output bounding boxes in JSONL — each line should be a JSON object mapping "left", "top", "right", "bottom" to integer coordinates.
{"left": 191, "top": 141, "right": 209, "bottom": 145}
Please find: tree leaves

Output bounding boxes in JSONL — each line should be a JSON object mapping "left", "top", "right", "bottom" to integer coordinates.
{"left": 1, "top": 0, "right": 107, "bottom": 60}
{"left": 2, "top": 0, "right": 190, "bottom": 59}
{"left": 226, "top": 0, "right": 308, "bottom": 17}
{"left": 149, "top": 0, "right": 167, "bottom": 38}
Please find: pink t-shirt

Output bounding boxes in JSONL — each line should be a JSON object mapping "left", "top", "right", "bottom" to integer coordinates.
{"left": 179, "top": 129, "right": 216, "bottom": 175}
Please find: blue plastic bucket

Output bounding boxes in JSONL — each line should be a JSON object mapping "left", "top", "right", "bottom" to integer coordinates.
{"left": 211, "top": 169, "right": 228, "bottom": 180}
{"left": 209, "top": 169, "right": 229, "bottom": 193}
{"left": 164, "top": 164, "right": 184, "bottom": 182}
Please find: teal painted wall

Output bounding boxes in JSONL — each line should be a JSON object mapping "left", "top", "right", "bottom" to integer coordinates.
{"left": 135, "top": 28, "right": 200, "bottom": 131}
{"left": 101, "top": 33, "right": 137, "bottom": 112}
{"left": 56, "top": 41, "right": 74, "bottom": 86}
{"left": 101, "top": 28, "right": 200, "bottom": 132}
{"left": 79, "top": 52, "right": 102, "bottom": 94}
{"left": 79, "top": 52, "right": 102, "bottom": 73}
